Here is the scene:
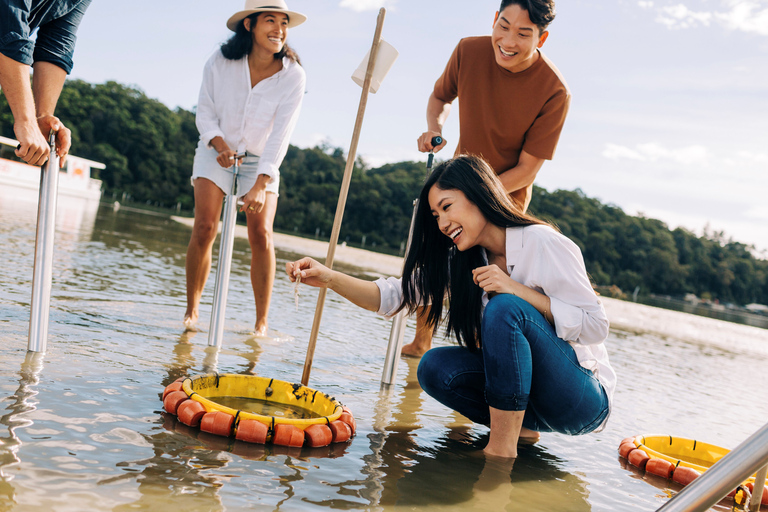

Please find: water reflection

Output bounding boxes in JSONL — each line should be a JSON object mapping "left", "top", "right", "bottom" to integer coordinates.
{"left": 0, "top": 352, "right": 45, "bottom": 507}
{"left": 361, "top": 356, "right": 593, "bottom": 510}
{"left": 102, "top": 412, "right": 228, "bottom": 512}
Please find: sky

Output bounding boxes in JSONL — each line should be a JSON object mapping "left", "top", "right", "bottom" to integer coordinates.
{"left": 66, "top": 0, "right": 768, "bottom": 254}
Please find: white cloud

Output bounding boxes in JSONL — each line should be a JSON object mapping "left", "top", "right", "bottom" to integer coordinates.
{"left": 339, "top": 0, "right": 394, "bottom": 12}
{"left": 744, "top": 205, "right": 768, "bottom": 220}
{"left": 602, "top": 142, "right": 710, "bottom": 165}
{"left": 602, "top": 144, "right": 646, "bottom": 161}
{"left": 723, "top": 150, "right": 768, "bottom": 165}
{"left": 647, "top": 0, "right": 768, "bottom": 34}
{"left": 716, "top": 0, "right": 768, "bottom": 35}
{"left": 656, "top": 3, "right": 714, "bottom": 29}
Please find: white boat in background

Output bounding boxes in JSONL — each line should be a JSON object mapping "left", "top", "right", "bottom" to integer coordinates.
{"left": 0, "top": 135, "right": 104, "bottom": 202}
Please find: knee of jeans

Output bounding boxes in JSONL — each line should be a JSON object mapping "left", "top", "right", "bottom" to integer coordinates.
{"left": 417, "top": 350, "right": 440, "bottom": 394}
{"left": 482, "top": 294, "right": 527, "bottom": 327}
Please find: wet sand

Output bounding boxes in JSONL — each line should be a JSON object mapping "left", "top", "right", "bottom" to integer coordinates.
{"left": 172, "top": 216, "right": 768, "bottom": 348}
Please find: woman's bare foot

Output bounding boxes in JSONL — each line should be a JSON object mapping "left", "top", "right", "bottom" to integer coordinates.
{"left": 183, "top": 310, "right": 199, "bottom": 331}
{"left": 518, "top": 427, "right": 540, "bottom": 445}
{"left": 401, "top": 339, "right": 429, "bottom": 357}
{"left": 253, "top": 322, "right": 268, "bottom": 337}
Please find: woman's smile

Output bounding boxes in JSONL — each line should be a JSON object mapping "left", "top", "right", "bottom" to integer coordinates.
{"left": 429, "top": 186, "right": 487, "bottom": 251}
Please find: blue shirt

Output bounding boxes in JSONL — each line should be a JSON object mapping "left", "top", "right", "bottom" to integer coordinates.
{"left": 0, "top": 0, "right": 93, "bottom": 73}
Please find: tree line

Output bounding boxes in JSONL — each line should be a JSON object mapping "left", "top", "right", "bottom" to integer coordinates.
{"left": 1, "top": 79, "right": 766, "bottom": 306}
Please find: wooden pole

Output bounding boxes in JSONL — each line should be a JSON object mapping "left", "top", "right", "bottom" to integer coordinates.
{"left": 301, "top": 8, "right": 387, "bottom": 386}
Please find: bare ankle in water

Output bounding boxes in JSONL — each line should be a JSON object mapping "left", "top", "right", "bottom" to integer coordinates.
{"left": 183, "top": 310, "right": 199, "bottom": 331}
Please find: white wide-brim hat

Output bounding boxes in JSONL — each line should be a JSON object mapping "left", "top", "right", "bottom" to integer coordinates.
{"left": 227, "top": 0, "right": 307, "bottom": 31}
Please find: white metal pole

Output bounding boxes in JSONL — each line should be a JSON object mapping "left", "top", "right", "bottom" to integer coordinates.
{"left": 656, "top": 422, "right": 768, "bottom": 512}
{"left": 28, "top": 132, "right": 60, "bottom": 353}
{"left": 207, "top": 156, "right": 243, "bottom": 348}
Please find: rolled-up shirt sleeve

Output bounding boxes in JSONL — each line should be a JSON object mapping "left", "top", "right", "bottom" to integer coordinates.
{"left": 195, "top": 58, "right": 225, "bottom": 148}
{"left": 254, "top": 73, "right": 305, "bottom": 183}
{"left": 374, "top": 277, "right": 403, "bottom": 318}
{"left": 536, "top": 236, "right": 609, "bottom": 345}
{"left": 0, "top": 0, "right": 92, "bottom": 72}
{"left": 0, "top": 1, "right": 35, "bottom": 66}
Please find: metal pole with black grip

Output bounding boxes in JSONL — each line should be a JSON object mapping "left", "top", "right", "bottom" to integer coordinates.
{"left": 381, "top": 136, "right": 442, "bottom": 385}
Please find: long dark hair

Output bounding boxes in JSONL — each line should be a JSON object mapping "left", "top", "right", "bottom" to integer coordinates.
{"left": 400, "top": 155, "right": 549, "bottom": 351}
{"left": 220, "top": 13, "right": 301, "bottom": 64}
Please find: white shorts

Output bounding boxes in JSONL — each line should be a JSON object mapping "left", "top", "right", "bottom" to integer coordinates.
{"left": 190, "top": 140, "right": 280, "bottom": 197}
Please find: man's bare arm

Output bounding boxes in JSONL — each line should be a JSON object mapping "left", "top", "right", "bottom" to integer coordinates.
{"left": 32, "top": 61, "right": 70, "bottom": 164}
{"left": 417, "top": 92, "right": 451, "bottom": 153}
{"left": 0, "top": 52, "right": 49, "bottom": 165}
{"left": 498, "top": 149, "right": 546, "bottom": 193}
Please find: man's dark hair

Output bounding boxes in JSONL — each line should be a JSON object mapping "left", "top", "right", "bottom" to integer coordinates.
{"left": 499, "top": 0, "right": 556, "bottom": 33}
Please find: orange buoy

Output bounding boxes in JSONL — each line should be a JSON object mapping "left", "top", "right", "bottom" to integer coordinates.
{"left": 628, "top": 449, "right": 650, "bottom": 470}
{"left": 163, "top": 390, "right": 189, "bottom": 415}
{"left": 273, "top": 424, "right": 304, "bottom": 447}
{"left": 304, "top": 424, "right": 333, "bottom": 447}
{"left": 160, "top": 374, "right": 356, "bottom": 450}
{"left": 746, "top": 482, "right": 768, "bottom": 506}
{"left": 618, "top": 441, "right": 636, "bottom": 459}
{"left": 340, "top": 408, "right": 356, "bottom": 435}
{"left": 620, "top": 436, "right": 636, "bottom": 445}
{"left": 290, "top": 427, "right": 305, "bottom": 447}
{"left": 200, "top": 411, "right": 234, "bottom": 437}
{"left": 645, "top": 458, "right": 674, "bottom": 479}
{"left": 162, "top": 381, "right": 183, "bottom": 400}
{"left": 236, "top": 419, "right": 269, "bottom": 444}
{"left": 177, "top": 400, "right": 206, "bottom": 427}
{"left": 672, "top": 466, "right": 701, "bottom": 486}
{"left": 329, "top": 420, "right": 351, "bottom": 443}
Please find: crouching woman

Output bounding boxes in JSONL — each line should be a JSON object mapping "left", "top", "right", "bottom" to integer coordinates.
{"left": 286, "top": 155, "right": 616, "bottom": 458}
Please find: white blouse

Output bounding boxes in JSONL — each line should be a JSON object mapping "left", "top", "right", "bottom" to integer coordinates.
{"left": 195, "top": 50, "right": 306, "bottom": 185}
{"left": 375, "top": 224, "right": 617, "bottom": 407}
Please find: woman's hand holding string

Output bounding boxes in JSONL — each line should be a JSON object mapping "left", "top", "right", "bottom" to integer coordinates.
{"left": 285, "top": 258, "right": 382, "bottom": 312}
{"left": 473, "top": 264, "right": 553, "bottom": 325}
{"left": 286, "top": 257, "right": 333, "bottom": 288}
{"left": 472, "top": 264, "right": 521, "bottom": 296}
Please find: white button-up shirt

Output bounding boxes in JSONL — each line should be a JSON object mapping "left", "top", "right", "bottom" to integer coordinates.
{"left": 195, "top": 50, "right": 306, "bottom": 184}
{"left": 375, "top": 224, "right": 617, "bottom": 408}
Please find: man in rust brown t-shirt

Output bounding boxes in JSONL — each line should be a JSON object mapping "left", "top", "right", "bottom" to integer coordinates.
{"left": 405, "top": 0, "right": 570, "bottom": 357}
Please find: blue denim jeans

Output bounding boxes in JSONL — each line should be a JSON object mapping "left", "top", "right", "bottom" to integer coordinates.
{"left": 418, "top": 294, "right": 609, "bottom": 435}
{"left": 0, "top": 0, "right": 92, "bottom": 72}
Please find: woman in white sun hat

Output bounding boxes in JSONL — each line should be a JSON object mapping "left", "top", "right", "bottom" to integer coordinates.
{"left": 184, "top": 0, "right": 307, "bottom": 336}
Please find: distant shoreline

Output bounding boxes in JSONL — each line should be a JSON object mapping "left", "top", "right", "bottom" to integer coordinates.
{"left": 171, "top": 216, "right": 768, "bottom": 351}
{"left": 171, "top": 216, "right": 404, "bottom": 277}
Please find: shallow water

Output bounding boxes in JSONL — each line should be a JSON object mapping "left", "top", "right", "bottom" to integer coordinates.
{"left": 208, "top": 397, "right": 321, "bottom": 420}
{"left": 1, "top": 192, "right": 767, "bottom": 512}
